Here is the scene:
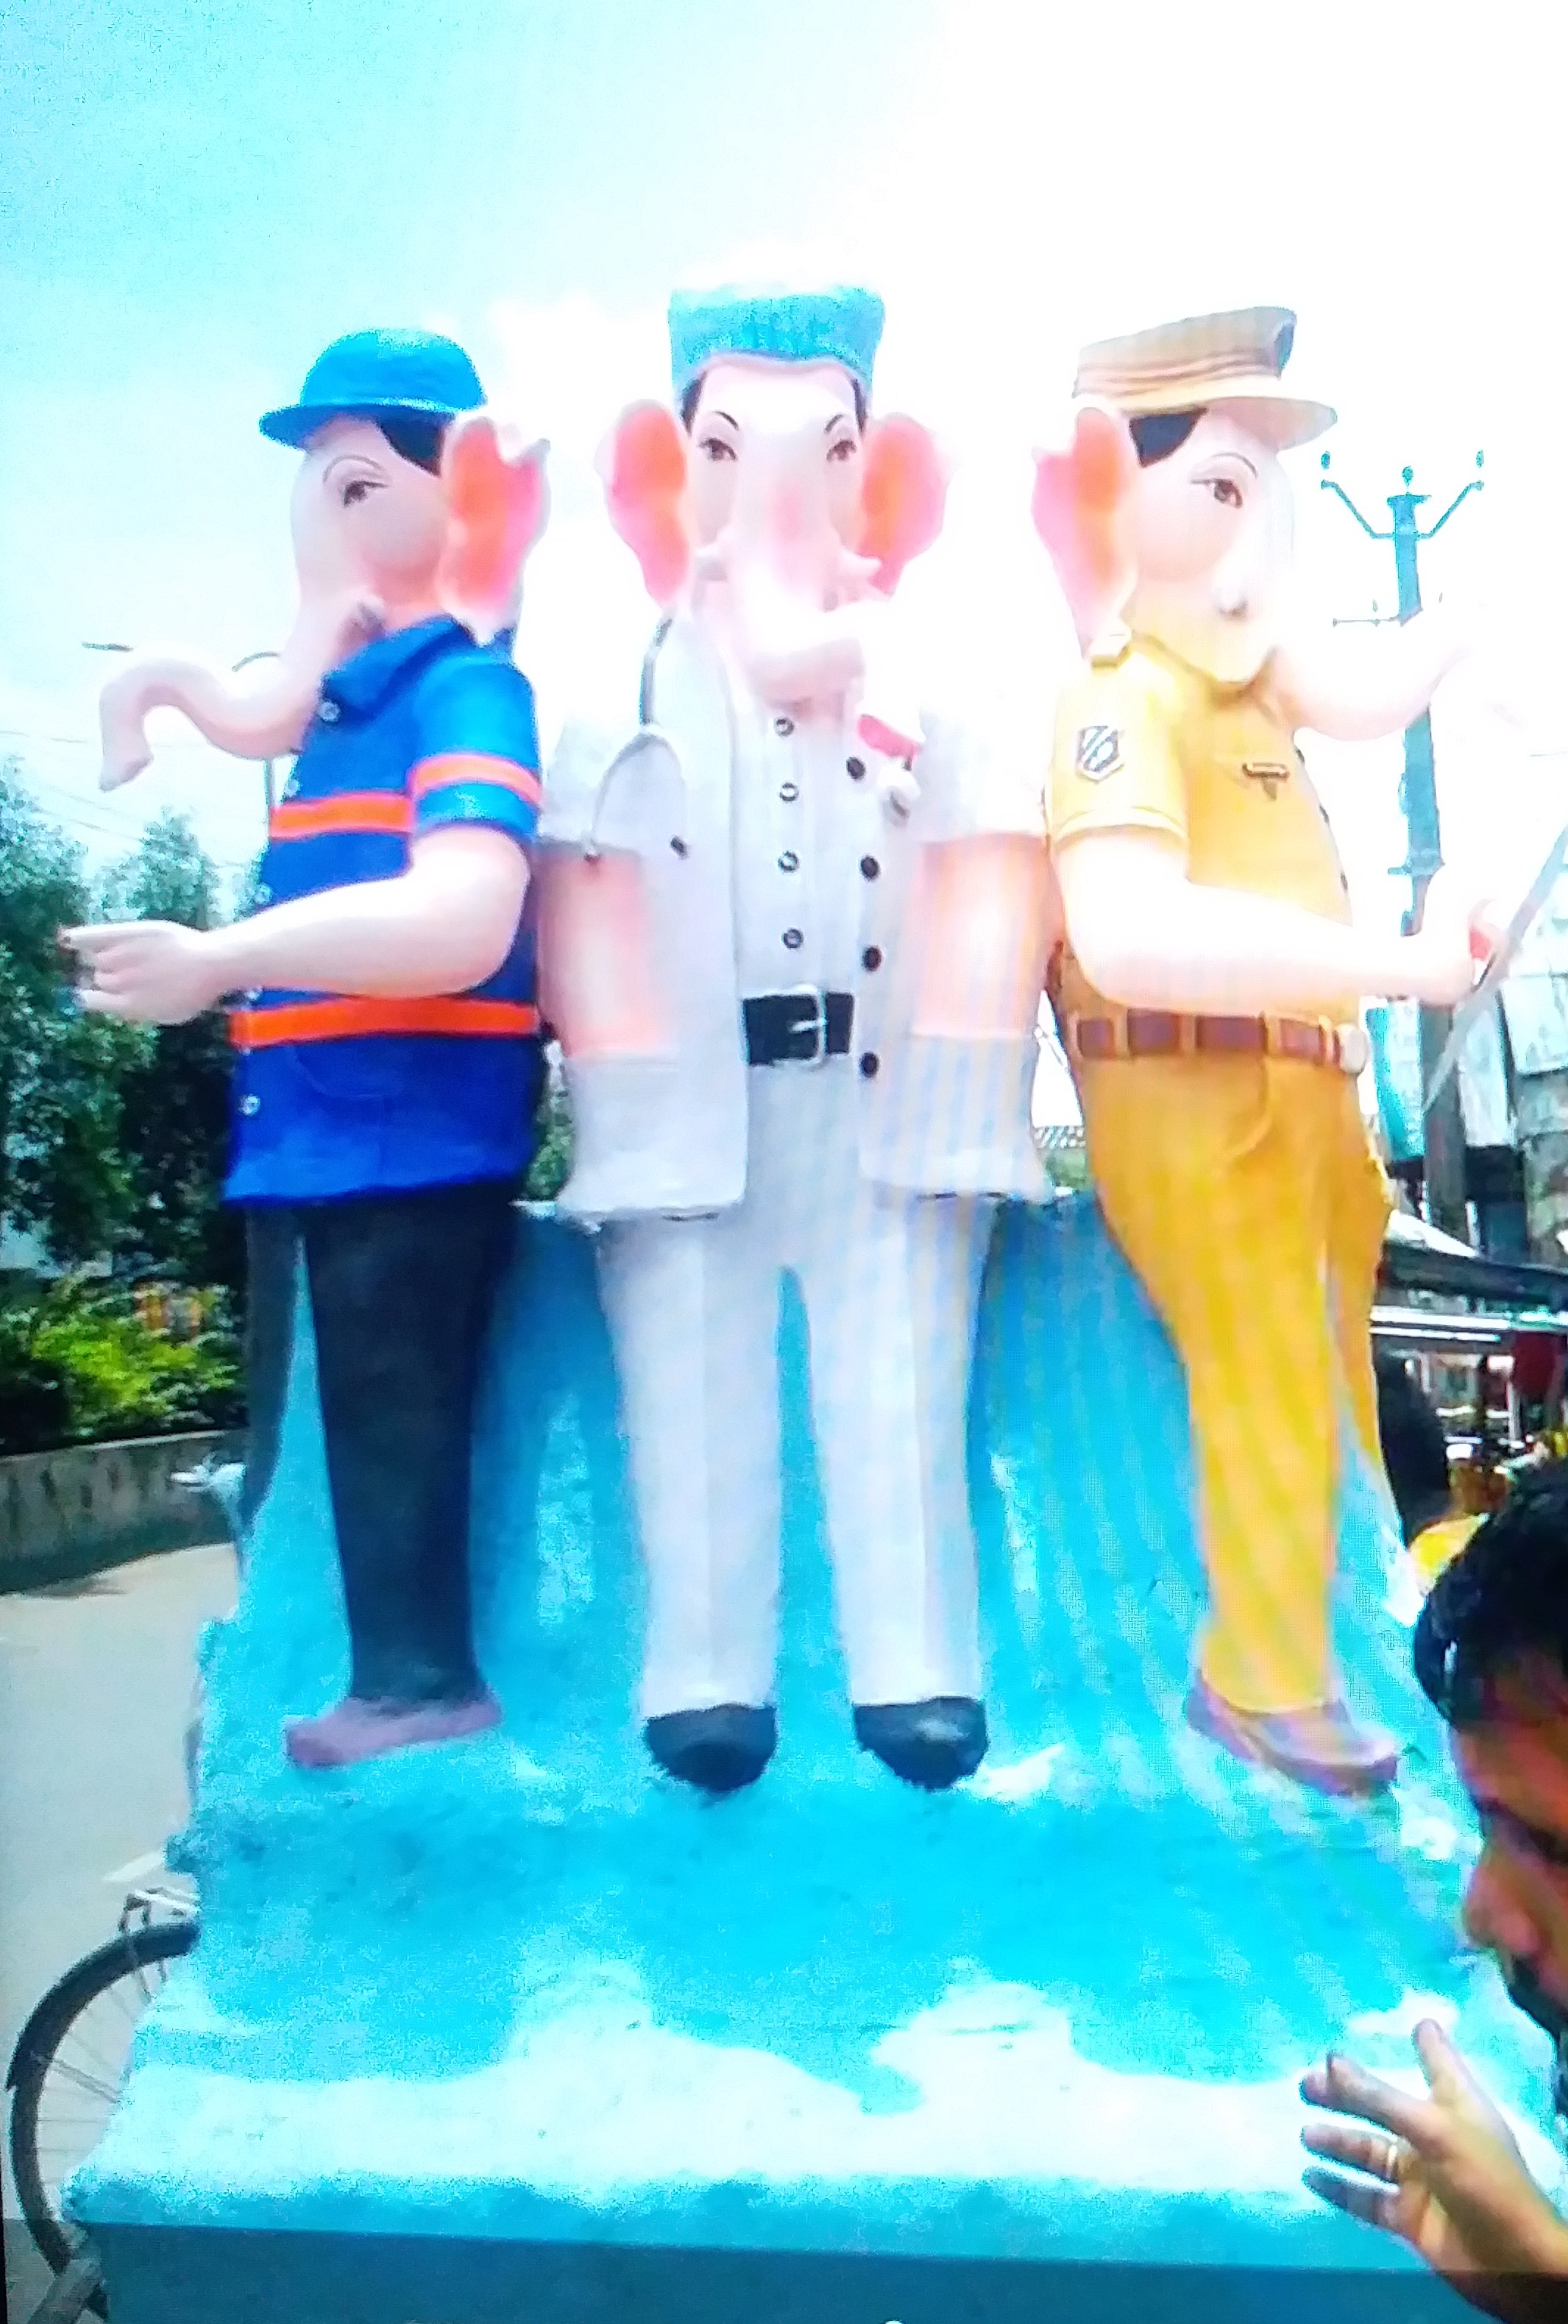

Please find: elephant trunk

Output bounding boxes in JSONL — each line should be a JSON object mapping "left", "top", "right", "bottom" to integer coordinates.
{"left": 98, "top": 587, "right": 385, "bottom": 790}
{"left": 714, "top": 419, "right": 875, "bottom": 711}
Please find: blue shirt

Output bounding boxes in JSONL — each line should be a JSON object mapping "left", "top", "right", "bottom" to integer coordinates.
{"left": 225, "top": 617, "right": 544, "bottom": 1206}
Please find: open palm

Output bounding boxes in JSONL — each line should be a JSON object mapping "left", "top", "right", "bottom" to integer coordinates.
{"left": 1302, "top": 2021, "right": 1568, "bottom": 2321}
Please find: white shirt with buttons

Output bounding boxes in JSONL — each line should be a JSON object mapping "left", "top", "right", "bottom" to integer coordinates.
{"left": 725, "top": 661, "right": 885, "bottom": 1004}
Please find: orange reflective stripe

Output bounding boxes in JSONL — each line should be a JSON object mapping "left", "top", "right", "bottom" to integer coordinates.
{"left": 230, "top": 998, "right": 540, "bottom": 1049}
{"left": 269, "top": 793, "right": 412, "bottom": 840}
{"left": 409, "top": 752, "right": 543, "bottom": 810}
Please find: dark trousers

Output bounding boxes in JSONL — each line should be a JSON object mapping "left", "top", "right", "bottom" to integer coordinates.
{"left": 242, "top": 1182, "right": 517, "bottom": 1706}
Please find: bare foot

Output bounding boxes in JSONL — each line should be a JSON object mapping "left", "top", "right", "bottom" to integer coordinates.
{"left": 284, "top": 1691, "right": 501, "bottom": 1771}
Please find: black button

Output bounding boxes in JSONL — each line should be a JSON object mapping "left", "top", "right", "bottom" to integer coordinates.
{"left": 859, "top": 1051, "right": 880, "bottom": 1078}
{"left": 779, "top": 781, "right": 800, "bottom": 802}
{"left": 862, "top": 946, "right": 882, "bottom": 971}
{"left": 847, "top": 756, "right": 866, "bottom": 780}
{"left": 774, "top": 715, "right": 795, "bottom": 737}
{"left": 778, "top": 850, "right": 799, "bottom": 872}
{"left": 859, "top": 855, "right": 880, "bottom": 880}
{"left": 782, "top": 928, "right": 803, "bottom": 950}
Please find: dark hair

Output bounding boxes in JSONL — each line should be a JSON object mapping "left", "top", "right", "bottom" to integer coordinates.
{"left": 678, "top": 376, "right": 869, "bottom": 433}
{"left": 1413, "top": 1460, "right": 1568, "bottom": 1726}
{"left": 1375, "top": 1354, "right": 1455, "bottom": 1545}
{"left": 376, "top": 412, "right": 450, "bottom": 475}
{"left": 1129, "top": 408, "right": 1205, "bottom": 467}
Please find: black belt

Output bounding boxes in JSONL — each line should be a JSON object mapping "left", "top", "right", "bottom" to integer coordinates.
{"left": 743, "top": 989, "right": 854, "bottom": 1066}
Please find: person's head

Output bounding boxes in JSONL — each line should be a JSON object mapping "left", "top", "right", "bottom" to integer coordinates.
{"left": 1036, "top": 305, "right": 1335, "bottom": 679}
{"left": 598, "top": 282, "right": 946, "bottom": 609}
{"left": 1414, "top": 1464, "right": 1568, "bottom": 2051}
{"left": 678, "top": 356, "right": 868, "bottom": 553}
{"left": 1118, "top": 403, "right": 1297, "bottom": 686}
{"left": 258, "top": 330, "right": 489, "bottom": 614}
{"left": 96, "top": 328, "right": 550, "bottom": 784}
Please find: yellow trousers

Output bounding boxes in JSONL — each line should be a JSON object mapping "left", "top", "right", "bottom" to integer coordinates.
{"left": 1079, "top": 1052, "right": 1392, "bottom": 1715}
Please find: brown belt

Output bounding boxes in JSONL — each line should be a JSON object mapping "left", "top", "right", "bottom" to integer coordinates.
{"left": 1065, "top": 1010, "right": 1367, "bottom": 1074}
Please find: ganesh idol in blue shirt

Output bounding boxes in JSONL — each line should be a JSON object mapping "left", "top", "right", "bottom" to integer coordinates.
{"left": 71, "top": 330, "right": 553, "bottom": 1771}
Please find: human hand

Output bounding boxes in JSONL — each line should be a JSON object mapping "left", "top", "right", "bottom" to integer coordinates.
{"left": 1302, "top": 2024, "right": 1568, "bottom": 2321}
{"left": 1402, "top": 865, "right": 1502, "bottom": 1006}
{"left": 60, "top": 921, "right": 233, "bottom": 1025}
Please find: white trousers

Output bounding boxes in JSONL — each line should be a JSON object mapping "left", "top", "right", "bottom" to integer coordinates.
{"left": 596, "top": 1060, "right": 995, "bottom": 1718}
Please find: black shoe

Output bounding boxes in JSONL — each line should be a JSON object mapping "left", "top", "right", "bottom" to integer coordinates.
{"left": 854, "top": 1698, "right": 988, "bottom": 1790}
{"left": 645, "top": 1704, "right": 778, "bottom": 1795}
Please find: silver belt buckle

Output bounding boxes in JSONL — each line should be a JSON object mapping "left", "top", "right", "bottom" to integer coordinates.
{"left": 778, "top": 983, "right": 829, "bottom": 1068}
{"left": 1335, "top": 1021, "right": 1369, "bottom": 1077}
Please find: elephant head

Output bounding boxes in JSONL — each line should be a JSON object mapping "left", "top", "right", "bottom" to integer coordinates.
{"left": 1031, "top": 306, "right": 1335, "bottom": 684}
{"left": 599, "top": 284, "right": 948, "bottom": 759}
{"left": 99, "top": 330, "right": 550, "bottom": 790}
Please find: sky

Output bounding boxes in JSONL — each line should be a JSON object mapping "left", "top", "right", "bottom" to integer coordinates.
{"left": 3, "top": 0, "right": 1565, "bottom": 1121}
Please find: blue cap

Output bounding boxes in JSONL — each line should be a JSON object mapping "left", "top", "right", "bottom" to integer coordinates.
{"left": 259, "top": 328, "right": 486, "bottom": 449}
{"left": 668, "top": 283, "right": 884, "bottom": 404}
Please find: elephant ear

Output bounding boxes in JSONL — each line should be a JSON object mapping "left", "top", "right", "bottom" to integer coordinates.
{"left": 437, "top": 412, "right": 550, "bottom": 647}
{"left": 598, "top": 402, "right": 691, "bottom": 608}
{"left": 857, "top": 415, "right": 948, "bottom": 595}
{"left": 1032, "top": 400, "right": 1140, "bottom": 651}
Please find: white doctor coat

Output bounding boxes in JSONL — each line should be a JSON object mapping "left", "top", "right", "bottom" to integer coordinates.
{"left": 539, "top": 611, "right": 1047, "bottom": 1221}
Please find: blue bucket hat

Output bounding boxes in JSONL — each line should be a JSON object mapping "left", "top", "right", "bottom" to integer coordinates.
{"left": 668, "top": 283, "right": 884, "bottom": 405}
{"left": 259, "top": 327, "right": 486, "bottom": 449}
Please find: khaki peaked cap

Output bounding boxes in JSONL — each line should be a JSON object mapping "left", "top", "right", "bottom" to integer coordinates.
{"left": 1074, "top": 305, "right": 1336, "bottom": 450}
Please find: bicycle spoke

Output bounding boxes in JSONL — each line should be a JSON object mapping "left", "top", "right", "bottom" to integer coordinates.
{"left": 40, "top": 2056, "right": 121, "bottom": 2105}
{"left": 12, "top": 1916, "right": 196, "bottom": 2286}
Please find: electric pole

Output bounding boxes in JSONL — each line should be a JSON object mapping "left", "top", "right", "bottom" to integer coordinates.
{"left": 1320, "top": 450, "right": 1485, "bottom": 1242}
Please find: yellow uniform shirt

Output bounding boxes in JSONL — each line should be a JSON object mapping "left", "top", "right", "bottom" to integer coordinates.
{"left": 1048, "top": 631, "right": 1355, "bottom": 1026}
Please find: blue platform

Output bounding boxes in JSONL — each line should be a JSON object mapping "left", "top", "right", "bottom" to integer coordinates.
{"left": 68, "top": 1199, "right": 1567, "bottom": 2321}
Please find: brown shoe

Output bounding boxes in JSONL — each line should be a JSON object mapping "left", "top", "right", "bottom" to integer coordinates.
{"left": 1185, "top": 1676, "right": 1399, "bottom": 1798}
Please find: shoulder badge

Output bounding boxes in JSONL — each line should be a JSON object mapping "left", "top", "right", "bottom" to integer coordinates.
{"left": 1074, "top": 724, "right": 1124, "bottom": 782}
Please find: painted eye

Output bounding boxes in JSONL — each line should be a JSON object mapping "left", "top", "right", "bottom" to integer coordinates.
{"left": 826, "top": 436, "right": 858, "bottom": 464}
{"left": 341, "top": 478, "right": 374, "bottom": 506}
{"left": 1209, "top": 477, "right": 1244, "bottom": 508}
{"left": 699, "top": 436, "right": 737, "bottom": 464}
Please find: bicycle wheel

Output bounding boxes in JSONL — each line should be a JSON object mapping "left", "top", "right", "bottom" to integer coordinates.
{"left": 7, "top": 1917, "right": 199, "bottom": 2309}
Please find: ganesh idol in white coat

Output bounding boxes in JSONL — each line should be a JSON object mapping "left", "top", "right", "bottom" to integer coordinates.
{"left": 539, "top": 283, "right": 1056, "bottom": 1796}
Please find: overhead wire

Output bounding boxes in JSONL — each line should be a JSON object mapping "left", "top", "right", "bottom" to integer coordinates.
{"left": 1, "top": 731, "right": 260, "bottom": 872}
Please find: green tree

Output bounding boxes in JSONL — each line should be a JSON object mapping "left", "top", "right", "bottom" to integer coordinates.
{"left": 522, "top": 1049, "right": 573, "bottom": 1201}
{"left": 0, "top": 762, "right": 141, "bottom": 1266}
{"left": 96, "top": 811, "right": 243, "bottom": 1295}
{"left": 99, "top": 806, "right": 221, "bottom": 929}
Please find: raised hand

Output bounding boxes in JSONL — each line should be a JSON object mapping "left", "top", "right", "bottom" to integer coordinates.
{"left": 1301, "top": 2023, "right": 1568, "bottom": 2320}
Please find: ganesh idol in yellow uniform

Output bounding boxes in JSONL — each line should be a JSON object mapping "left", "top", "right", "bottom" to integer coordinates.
{"left": 1032, "top": 308, "right": 1497, "bottom": 1798}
